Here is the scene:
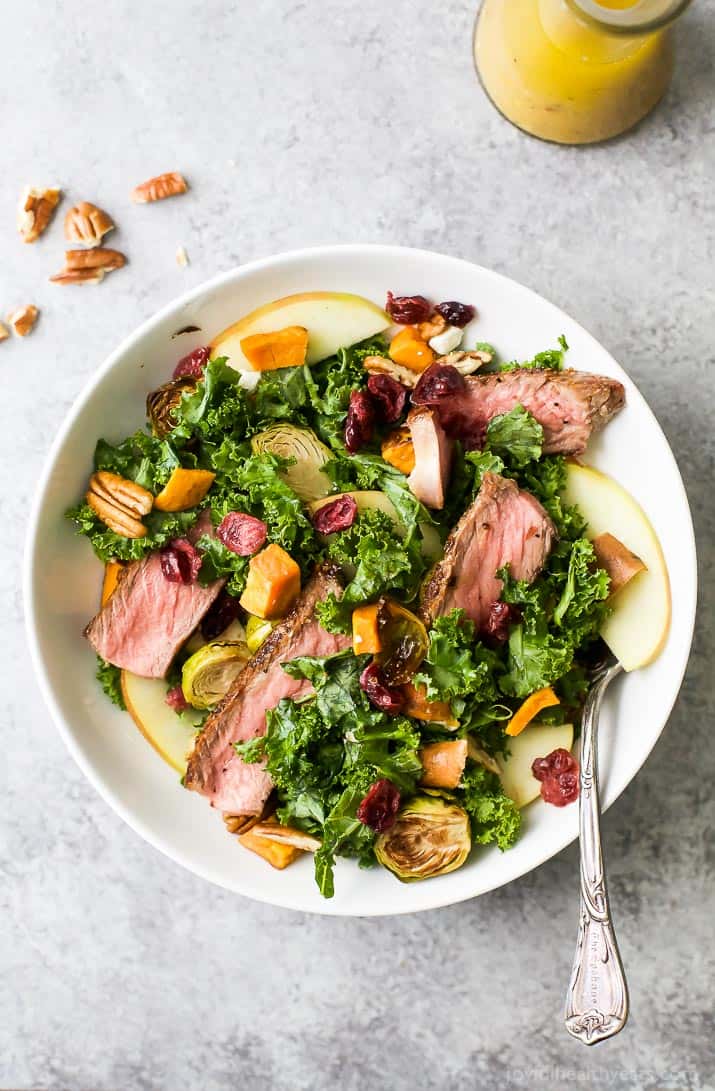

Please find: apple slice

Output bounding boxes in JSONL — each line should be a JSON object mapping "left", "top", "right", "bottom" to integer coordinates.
{"left": 121, "top": 672, "right": 203, "bottom": 774}
{"left": 497, "top": 722, "right": 574, "bottom": 808}
{"left": 308, "top": 490, "right": 442, "bottom": 560}
{"left": 210, "top": 291, "right": 390, "bottom": 373}
{"left": 563, "top": 462, "right": 671, "bottom": 671}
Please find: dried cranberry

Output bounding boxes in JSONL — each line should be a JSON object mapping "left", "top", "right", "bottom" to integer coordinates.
{"left": 531, "top": 748, "right": 579, "bottom": 806}
{"left": 481, "top": 601, "right": 519, "bottom": 645}
{"left": 356, "top": 778, "right": 401, "bottom": 832}
{"left": 411, "top": 363, "right": 465, "bottom": 405}
{"left": 366, "top": 373, "right": 408, "bottom": 423}
{"left": 312, "top": 494, "right": 358, "bottom": 534}
{"left": 217, "top": 512, "right": 267, "bottom": 556}
{"left": 385, "top": 292, "right": 432, "bottom": 325}
{"left": 160, "top": 538, "right": 202, "bottom": 583}
{"left": 541, "top": 771, "right": 580, "bottom": 807}
{"left": 531, "top": 748, "right": 576, "bottom": 781}
{"left": 435, "top": 301, "right": 476, "bottom": 328}
{"left": 201, "top": 590, "right": 243, "bottom": 639}
{"left": 531, "top": 756, "right": 553, "bottom": 782}
{"left": 165, "top": 684, "right": 188, "bottom": 712}
{"left": 344, "top": 390, "right": 375, "bottom": 454}
{"left": 359, "top": 661, "right": 405, "bottom": 715}
{"left": 173, "top": 345, "right": 211, "bottom": 380}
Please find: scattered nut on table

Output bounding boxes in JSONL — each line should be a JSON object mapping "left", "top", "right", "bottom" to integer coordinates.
{"left": 17, "top": 186, "right": 61, "bottom": 243}
{"left": 0, "top": 322, "right": 10, "bottom": 343}
{"left": 131, "top": 172, "right": 188, "bottom": 203}
{"left": 7, "top": 305, "right": 39, "bottom": 337}
{"left": 50, "top": 248, "right": 127, "bottom": 285}
{"left": 64, "top": 202, "right": 115, "bottom": 248}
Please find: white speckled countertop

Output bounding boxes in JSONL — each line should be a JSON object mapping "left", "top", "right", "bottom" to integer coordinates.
{"left": 2, "top": 1, "right": 714, "bottom": 1088}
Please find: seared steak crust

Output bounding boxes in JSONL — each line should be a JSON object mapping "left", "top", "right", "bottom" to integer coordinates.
{"left": 184, "top": 562, "right": 351, "bottom": 814}
{"left": 420, "top": 473, "right": 556, "bottom": 630}
{"left": 436, "top": 368, "right": 625, "bottom": 455}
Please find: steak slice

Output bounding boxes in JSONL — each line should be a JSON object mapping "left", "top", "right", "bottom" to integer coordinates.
{"left": 435, "top": 367, "right": 625, "bottom": 455}
{"left": 420, "top": 472, "right": 555, "bottom": 630}
{"left": 184, "top": 562, "right": 351, "bottom": 815}
{"left": 85, "top": 552, "right": 224, "bottom": 679}
{"left": 407, "top": 407, "right": 453, "bottom": 510}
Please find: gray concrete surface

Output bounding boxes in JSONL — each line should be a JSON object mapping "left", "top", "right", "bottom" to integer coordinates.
{"left": 1, "top": 1, "right": 713, "bottom": 1088}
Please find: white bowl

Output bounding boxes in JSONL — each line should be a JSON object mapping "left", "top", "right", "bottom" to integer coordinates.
{"left": 24, "top": 245, "right": 697, "bottom": 916}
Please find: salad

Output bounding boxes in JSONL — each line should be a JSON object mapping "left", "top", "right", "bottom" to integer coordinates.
{"left": 68, "top": 288, "right": 669, "bottom": 898}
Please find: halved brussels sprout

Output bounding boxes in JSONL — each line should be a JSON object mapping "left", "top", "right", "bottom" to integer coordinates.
{"left": 245, "top": 613, "right": 279, "bottom": 654}
{"left": 251, "top": 424, "right": 332, "bottom": 502}
{"left": 181, "top": 641, "right": 251, "bottom": 709}
{"left": 146, "top": 377, "right": 197, "bottom": 437}
{"left": 376, "top": 600, "right": 429, "bottom": 685}
{"left": 375, "top": 795, "right": 471, "bottom": 882}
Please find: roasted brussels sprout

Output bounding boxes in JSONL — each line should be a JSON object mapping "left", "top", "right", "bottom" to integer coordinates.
{"left": 146, "top": 376, "right": 197, "bottom": 437}
{"left": 377, "top": 600, "right": 429, "bottom": 685}
{"left": 181, "top": 641, "right": 250, "bottom": 709}
{"left": 245, "top": 613, "right": 278, "bottom": 654}
{"left": 251, "top": 424, "right": 332, "bottom": 502}
{"left": 374, "top": 795, "right": 471, "bottom": 882}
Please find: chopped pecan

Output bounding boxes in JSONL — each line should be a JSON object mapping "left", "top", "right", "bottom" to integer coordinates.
{"left": 223, "top": 795, "right": 277, "bottom": 835}
{"left": 418, "top": 313, "right": 448, "bottom": 341}
{"left": 0, "top": 322, "right": 9, "bottom": 343}
{"left": 86, "top": 471, "right": 153, "bottom": 539}
{"left": 362, "top": 354, "right": 419, "bottom": 388}
{"left": 7, "top": 305, "right": 39, "bottom": 337}
{"left": 131, "top": 172, "right": 188, "bottom": 203}
{"left": 64, "top": 202, "right": 115, "bottom": 248}
{"left": 51, "top": 248, "right": 126, "bottom": 285}
{"left": 17, "top": 186, "right": 61, "bottom": 243}
{"left": 438, "top": 349, "right": 493, "bottom": 375}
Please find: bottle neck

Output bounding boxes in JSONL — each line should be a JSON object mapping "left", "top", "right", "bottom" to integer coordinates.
{"left": 567, "top": 0, "right": 692, "bottom": 33}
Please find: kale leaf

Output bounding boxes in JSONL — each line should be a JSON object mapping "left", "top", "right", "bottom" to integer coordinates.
{"left": 460, "top": 764, "right": 521, "bottom": 851}
{"left": 485, "top": 406, "right": 544, "bottom": 470}
{"left": 95, "top": 657, "right": 125, "bottom": 709}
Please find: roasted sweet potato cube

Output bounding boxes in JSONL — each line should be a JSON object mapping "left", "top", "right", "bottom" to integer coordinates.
{"left": 240, "top": 325, "right": 309, "bottom": 371}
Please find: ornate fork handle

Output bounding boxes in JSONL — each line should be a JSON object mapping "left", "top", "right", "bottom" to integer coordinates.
{"left": 565, "top": 655, "right": 629, "bottom": 1045}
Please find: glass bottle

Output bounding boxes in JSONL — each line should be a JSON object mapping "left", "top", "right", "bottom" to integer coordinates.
{"left": 474, "top": 0, "right": 693, "bottom": 144}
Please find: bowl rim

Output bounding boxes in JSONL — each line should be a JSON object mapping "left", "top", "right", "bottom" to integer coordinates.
{"left": 23, "top": 243, "right": 698, "bottom": 915}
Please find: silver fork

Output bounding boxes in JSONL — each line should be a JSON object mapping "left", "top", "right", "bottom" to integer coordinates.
{"left": 564, "top": 652, "right": 629, "bottom": 1044}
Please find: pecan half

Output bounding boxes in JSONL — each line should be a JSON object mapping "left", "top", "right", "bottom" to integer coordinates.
{"left": 65, "top": 248, "right": 126, "bottom": 271}
{"left": 64, "top": 202, "right": 115, "bottom": 248}
{"left": 131, "top": 172, "right": 188, "bottom": 203}
{"left": 17, "top": 186, "right": 61, "bottom": 243}
{"left": 86, "top": 471, "right": 153, "bottom": 538}
{"left": 362, "top": 354, "right": 418, "bottom": 388}
{"left": 51, "top": 248, "right": 127, "bottom": 285}
{"left": 7, "top": 305, "right": 39, "bottom": 337}
{"left": 0, "top": 322, "right": 9, "bottom": 343}
{"left": 50, "top": 268, "right": 106, "bottom": 285}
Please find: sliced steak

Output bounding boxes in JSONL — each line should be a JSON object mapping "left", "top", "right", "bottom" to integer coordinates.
{"left": 433, "top": 367, "right": 625, "bottom": 455}
{"left": 85, "top": 551, "right": 224, "bottom": 678}
{"left": 407, "top": 407, "right": 453, "bottom": 510}
{"left": 184, "top": 562, "right": 351, "bottom": 815}
{"left": 420, "top": 472, "right": 555, "bottom": 630}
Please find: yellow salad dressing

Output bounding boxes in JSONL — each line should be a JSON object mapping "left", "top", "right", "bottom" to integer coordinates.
{"left": 474, "top": 0, "right": 677, "bottom": 144}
